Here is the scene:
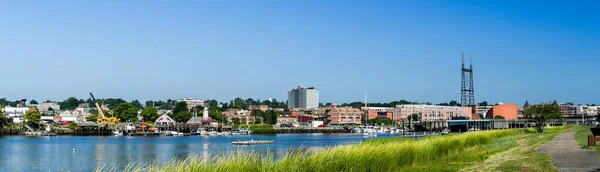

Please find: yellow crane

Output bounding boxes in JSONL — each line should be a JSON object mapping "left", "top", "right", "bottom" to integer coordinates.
{"left": 90, "top": 92, "right": 119, "bottom": 125}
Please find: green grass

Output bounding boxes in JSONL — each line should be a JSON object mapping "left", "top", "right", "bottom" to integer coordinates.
{"left": 461, "top": 126, "right": 567, "bottom": 172}
{"left": 574, "top": 126, "right": 600, "bottom": 151}
{"left": 97, "top": 127, "right": 570, "bottom": 172}
{"left": 249, "top": 124, "right": 276, "bottom": 134}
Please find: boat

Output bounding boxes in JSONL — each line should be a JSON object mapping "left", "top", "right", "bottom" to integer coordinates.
{"left": 199, "top": 128, "right": 209, "bottom": 136}
{"left": 222, "top": 131, "right": 232, "bottom": 135}
{"left": 363, "top": 127, "right": 377, "bottom": 137}
{"left": 441, "top": 129, "right": 450, "bottom": 135}
{"left": 217, "top": 132, "right": 224, "bottom": 136}
{"left": 113, "top": 130, "right": 123, "bottom": 136}
{"left": 239, "top": 128, "right": 252, "bottom": 135}
{"left": 125, "top": 122, "right": 136, "bottom": 131}
{"left": 232, "top": 131, "right": 241, "bottom": 135}
{"left": 354, "top": 127, "right": 363, "bottom": 133}
{"left": 208, "top": 129, "right": 217, "bottom": 136}
{"left": 232, "top": 139, "right": 274, "bottom": 145}
{"left": 168, "top": 131, "right": 181, "bottom": 136}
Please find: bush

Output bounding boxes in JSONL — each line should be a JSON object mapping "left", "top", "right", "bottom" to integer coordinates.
{"left": 68, "top": 123, "right": 78, "bottom": 130}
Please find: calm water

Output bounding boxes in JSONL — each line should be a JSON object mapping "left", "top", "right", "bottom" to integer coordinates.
{"left": 0, "top": 133, "right": 404, "bottom": 171}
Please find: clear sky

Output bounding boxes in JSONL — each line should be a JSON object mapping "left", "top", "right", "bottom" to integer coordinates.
{"left": 1, "top": 0, "right": 599, "bottom": 105}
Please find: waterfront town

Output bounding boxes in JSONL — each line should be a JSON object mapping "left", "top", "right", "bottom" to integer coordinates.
{"left": 0, "top": 84, "right": 597, "bottom": 136}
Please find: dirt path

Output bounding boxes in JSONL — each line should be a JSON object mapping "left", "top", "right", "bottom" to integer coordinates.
{"left": 538, "top": 130, "right": 600, "bottom": 172}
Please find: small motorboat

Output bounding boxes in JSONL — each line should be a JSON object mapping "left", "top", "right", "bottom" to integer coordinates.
{"left": 199, "top": 128, "right": 209, "bottom": 136}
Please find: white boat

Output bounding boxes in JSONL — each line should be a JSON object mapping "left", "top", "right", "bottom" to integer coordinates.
{"left": 363, "top": 130, "right": 377, "bottom": 137}
{"left": 168, "top": 131, "right": 180, "bottom": 136}
{"left": 113, "top": 129, "right": 123, "bottom": 136}
{"left": 239, "top": 128, "right": 252, "bottom": 135}
{"left": 232, "top": 131, "right": 241, "bottom": 135}
{"left": 222, "top": 131, "right": 232, "bottom": 135}
{"left": 217, "top": 132, "right": 224, "bottom": 136}
{"left": 125, "top": 122, "right": 136, "bottom": 132}
{"left": 208, "top": 129, "right": 217, "bottom": 136}
{"left": 199, "top": 128, "right": 209, "bottom": 135}
{"left": 354, "top": 127, "right": 363, "bottom": 133}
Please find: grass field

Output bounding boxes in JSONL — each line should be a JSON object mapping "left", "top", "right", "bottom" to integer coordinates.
{"left": 574, "top": 126, "right": 600, "bottom": 151}
{"left": 97, "top": 127, "right": 568, "bottom": 172}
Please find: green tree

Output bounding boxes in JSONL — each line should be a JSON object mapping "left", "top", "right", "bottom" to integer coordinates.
{"left": 30, "top": 100, "right": 38, "bottom": 104}
{"left": 232, "top": 118, "right": 241, "bottom": 125}
{"left": 524, "top": 100, "right": 562, "bottom": 133}
{"left": 478, "top": 101, "right": 489, "bottom": 106}
{"left": 208, "top": 110, "right": 224, "bottom": 122}
{"left": 113, "top": 103, "right": 138, "bottom": 122}
{"left": 24, "top": 109, "right": 41, "bottom": 128}
{"left": 60, "top": 97, "right": 80, "bottom": 110}
{"left": 131, "top": 100, "right": 143, "bottom": 110}
{"left": 494, "top": 115, "right": 505, "bottom": 119}
{"left": 86, "top": 114, "right": 98, "bottom": 122}
{"left": 141, "top": 107, "right": 159, "bottom": 122}
{"left": 174, "top": 112, "right": 192, "bottom": 123}
{"left": 173, "top": 102, "right": 188, "bottom": 116}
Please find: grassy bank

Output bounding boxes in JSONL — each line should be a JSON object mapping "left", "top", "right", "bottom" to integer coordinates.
{"left": 97, "top": 127, "right": 568, "bottom": 172}
{"left": 248, "top": 124, "right": 276, "bottom": 134}
{"left": 460, "top": 126, "right": 567, "bottom": 172}
{"left": 574, "top": 126, "right": 600, "bottom": 151}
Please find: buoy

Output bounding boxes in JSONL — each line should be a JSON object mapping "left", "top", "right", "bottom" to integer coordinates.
{"left": 72, "top": 148, "right": 76, "bottom": 152}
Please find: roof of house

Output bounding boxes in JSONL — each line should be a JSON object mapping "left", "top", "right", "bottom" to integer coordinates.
{"left": 156, "top": 114, "right": 175, "bottom": 123}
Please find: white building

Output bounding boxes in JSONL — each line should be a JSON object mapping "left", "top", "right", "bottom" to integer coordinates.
{"left": 287, "top": 85, "right": 319, "bottom": 109}
{"left": 29, "top": 102, "right": 60, "bottom": 113}
{"left": 177, "top": 97, "right": 205, "bottom": 110}
{"left": 2, "top": 106, "right": 30, "bottom": 123}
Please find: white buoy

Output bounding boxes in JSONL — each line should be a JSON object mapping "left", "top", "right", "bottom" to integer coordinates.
{"left": 72, "top": 148, "right": 76, "bottom": 152}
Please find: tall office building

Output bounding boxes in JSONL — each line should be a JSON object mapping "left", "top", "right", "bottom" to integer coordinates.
{"left": 287, "top": 85, "right": 319, "bottom": 109}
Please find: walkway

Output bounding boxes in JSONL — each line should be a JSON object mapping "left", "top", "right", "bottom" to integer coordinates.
{"left": 538, "top": 130, "right": 600, "bottom": 172}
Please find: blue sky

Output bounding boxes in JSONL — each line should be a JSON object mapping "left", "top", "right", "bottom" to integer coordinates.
{"left": 1, "top": 0, "right": 599, "bottom": 105}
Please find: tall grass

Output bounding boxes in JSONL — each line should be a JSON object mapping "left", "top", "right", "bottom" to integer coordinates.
{"left": 101, "top": 130, "right": 520, "bottom": 172}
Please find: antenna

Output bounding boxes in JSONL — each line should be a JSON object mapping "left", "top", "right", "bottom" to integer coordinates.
{"left": 364, "top": 92, "right": 368, "bottom": 108}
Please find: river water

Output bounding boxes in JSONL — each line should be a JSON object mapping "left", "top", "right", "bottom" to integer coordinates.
{"left": 0, "top": 133, "right": 407, "bottom": 171}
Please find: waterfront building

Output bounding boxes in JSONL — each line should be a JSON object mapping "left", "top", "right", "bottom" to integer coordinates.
{"left": 287, "top": 85, "right": 319, "bottom": 109}
{"left": 177, "top": 97, "right": 205, "bottom": 110}
{"left": 249, "top": 105, "right": 269, "bottom": 111}
{"left": 559, "top": 104, "right": 576, "bottom": 117}
{"left": 574, "top": 105, "right": 599, "bottom": 117}
{"left": 30, "top": 102, "right": 60, "bottom": 113}
{"left": 155, "top": 114, "right": 175, "bottom": 125}
{"left": 325, "top": 105, "right": 362, "bottom": 125}
{"left": 58, "top": 110, "right": 80, "bottom": 122}
{"left": 277, "top": 116, "right": 297, "bottom": 125}
{"left": 475, "top": 106, "right": 493, "bottom": 118}
{"left": 486, "top": 103, "right": 519, "bottom": 120}
{"left": 393, "top": 105, "right": 472, "bottom": 121}
{"left": 362, "top": 107, "right": 394, "bottom": 120}
{"left": 284, "top": 108, "right": 308, "bottom": 117}
{"left": 2, "top": 106, "right": 30, "bottom": 123}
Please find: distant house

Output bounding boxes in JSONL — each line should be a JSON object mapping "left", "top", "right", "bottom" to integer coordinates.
{"left": 155, "top": 114, "right": 175, "bottom": 125}
{"left": 2, "top": 106, "right": 31, "bottom": 123}
{"left": 249, "top": 105, "right": 269, "bottom": 111}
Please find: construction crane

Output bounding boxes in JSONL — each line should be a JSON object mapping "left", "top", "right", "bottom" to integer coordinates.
{"left": 89, "top": 92, "right": 120, "bottom": 125}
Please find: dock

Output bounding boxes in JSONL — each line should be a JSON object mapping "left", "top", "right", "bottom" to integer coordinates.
{"left": 232, "top": 139, "right": 274, "bottom": 145}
